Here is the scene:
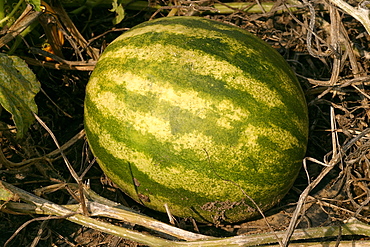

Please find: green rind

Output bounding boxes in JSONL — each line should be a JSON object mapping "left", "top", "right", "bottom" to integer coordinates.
{"left": 84, "top": 16, "right": 308, "bottom": 223}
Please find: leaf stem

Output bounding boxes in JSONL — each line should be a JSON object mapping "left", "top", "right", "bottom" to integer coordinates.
{"left": 0, "top": 0, "right": 4, "bottom": 24}
{"left": 0, "top": 0, "right": 25, "bottom": 27}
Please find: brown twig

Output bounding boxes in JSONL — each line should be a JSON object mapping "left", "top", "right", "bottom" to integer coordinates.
{"left": 21, "top": 56, "right": 96, "bottom": 70}
{"left": 0, "top": 5, "right": 42, "bottom": 49}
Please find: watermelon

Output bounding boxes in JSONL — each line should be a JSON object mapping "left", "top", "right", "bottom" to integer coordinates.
{"left": 84, "top": 16, "right": 308, "bottom": 224}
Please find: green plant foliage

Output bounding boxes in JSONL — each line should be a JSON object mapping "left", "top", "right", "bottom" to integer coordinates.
{"left": 110, "top": 0, "right": 125, "bottom": 25}
{"left": 0, "top": 53, "right": 40, "bottom": 138}
{"left": 28, "top": 0, "right": 41, "bottom": 11}
{"left": 0, "top": 181, "right": 15, "bottom": 201}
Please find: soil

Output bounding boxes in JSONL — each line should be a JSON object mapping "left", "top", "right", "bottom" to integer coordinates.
{"left": 1, "top": 0, "right": 370, "bottom": 246}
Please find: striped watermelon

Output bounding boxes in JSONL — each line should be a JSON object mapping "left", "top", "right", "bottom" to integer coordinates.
{"left": 84, "top": 16, "right": 308, "bottom": 223}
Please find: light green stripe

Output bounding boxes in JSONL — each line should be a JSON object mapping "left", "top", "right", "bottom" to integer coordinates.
{"left": 289, "top": 116, "right": 308, "bottom": 142}
{"left": 90, "top": 89, "right": 173, "bottom": 141}
{"left": 87, "top": 87, "right": 224, "bottom": 158}
{"left": 239, "top": 124, "right": 301, "bottom": 151}
{"left": 100, "top": 44, "right": 284, "bottom": 108}
{"left": 108, "top": 70, "right": 248, "bottom": 129}
{"left": 109, "top": 71, "right": 212, "bottom": 119}
{"left": 111, "top": 22, "right": 247, "bottom": 54}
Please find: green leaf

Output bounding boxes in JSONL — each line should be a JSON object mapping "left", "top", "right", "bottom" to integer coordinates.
{"left": 0, "top": 53, "right": 41, "bottom": 138}
{"left": 110, "top": 0, "right": 125, "bottom": 25}
{"left": 27, "top": 0, "right": 42, "bottom": 12}
{"left": 0, "top": 181, "right": 16, "bottom": 202}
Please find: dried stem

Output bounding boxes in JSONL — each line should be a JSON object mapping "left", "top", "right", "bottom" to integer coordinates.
{"left": 328, "top": 0, "right": 370, "bottom": 35}
{"left": 1, "top": 181, "right": 370, "bottom": 246}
